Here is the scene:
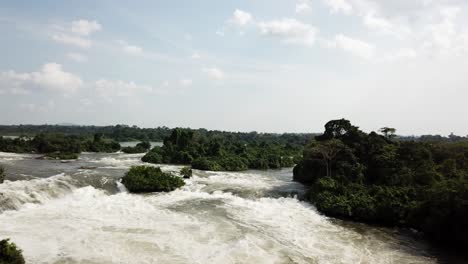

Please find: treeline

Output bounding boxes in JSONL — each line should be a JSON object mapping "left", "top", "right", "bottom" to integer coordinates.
{"left": 0, "top": 124, "right": 172, "bottom": 142}
{"left": 293, "top": 119, "right": 468, "bottom": 248}
{"left": 0, "top": 124, "right": 315, "bottom": 143}
{"left": 0, "top": 133, "right": 121, "bottom": 156}
{"left": 142, "top": 128, "right": 306, "bottom": 171}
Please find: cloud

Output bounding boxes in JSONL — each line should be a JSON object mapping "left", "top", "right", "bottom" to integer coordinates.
{"left": 191, "top": 53, "right": 201, "bottom": 59}
{"left": 203, "top": 67, "right": 225, "bottom": 79}
{"left": 229, "top": 9, "right": 253, "bottom": 26}
{"left": 95, "top": 79, "right": 154, "bottom": 98}
{"left": 296, "top": 1, "right": 311, "bottom": 13}
{"left": 258, "top": 18, "right": 318, "bottom": 46}
{"left": 0, "top": 63, "right": 83, "bottom": 94}
{"left": 71, "top": 20, "right": 102, "bottom": 36}
{"left": 118, "top": 40, "right": 143, "bottom": 55}
{"left": 327, "top": 34, "right": 375, "bottom": 58}
{"left": 67, "top": 53, "right": 88, "bottom": 62}
{"left": 179, "top": 79, "right": 193, "bottom": 86}
{"left": 52, "top": 34, "right": 92, "bottom": 48}
{"left": 323, "top": 0, "right": 353, "bottom": 15}
{"left": 50, "top": 19, "right": 101, "bottom": 48}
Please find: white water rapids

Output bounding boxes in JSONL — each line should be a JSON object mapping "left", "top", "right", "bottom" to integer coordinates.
{"left": 0, "top": 151, "right": 450, "bottom": 263}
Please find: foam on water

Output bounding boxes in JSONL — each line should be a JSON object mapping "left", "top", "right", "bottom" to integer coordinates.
{"left": 0, "top": 174, "right": 77, "bottom": 212}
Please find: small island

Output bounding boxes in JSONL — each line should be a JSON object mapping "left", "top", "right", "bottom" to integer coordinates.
{"left": 121, "top": 166, "right": 185, "bottom": 193}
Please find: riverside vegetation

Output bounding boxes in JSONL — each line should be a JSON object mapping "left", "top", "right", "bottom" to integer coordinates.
{"left": 293, "top": 119, "right": 468, "bottom": 248}
{"left": 0, "top": 133, "right": 121, "bottom": 159}
{"left": 141, "top": 128, "right": 305, "bottom": 171}
{"left": 0, "top": 239, "right": 25, "bottom": 264}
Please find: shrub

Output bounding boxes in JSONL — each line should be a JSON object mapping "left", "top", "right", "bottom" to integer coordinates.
{"left": 217, "top": 156, "right": 248, "bottom": 171}
{"left": 122, "top": 141, "right": 151, "bottom": 154}
{"left": 141, "top": 147, "right": 163, "bottom": 164}
{"left": 0, "top": 239, "right": 25, "bottom": 264}
{"left": 180, "top": 167, "right": 192, "bottom": 179}
{"left": 192, "top": 157, "right": 222, "bottom": 171}
{"left": 122, "top": 166, "right": 185, "bottom": 193}
{"left": 0, "top": 166, "right": 5, "bottom": 184}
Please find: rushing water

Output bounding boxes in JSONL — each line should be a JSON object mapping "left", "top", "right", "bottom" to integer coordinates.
{"left": 0, "top": 149, "right": 461, "bottom": 263}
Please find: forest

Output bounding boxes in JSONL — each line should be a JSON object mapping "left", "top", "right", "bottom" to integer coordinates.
{"left": 142, "top": 128, "right": 306, "bottom": 171}
{"left": 293, "top": 119, "right": 468, "bottom": 248}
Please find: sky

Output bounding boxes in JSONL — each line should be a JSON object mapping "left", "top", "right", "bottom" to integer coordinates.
{"left": 0, "top": 0, "right": 468, "bottom": 135}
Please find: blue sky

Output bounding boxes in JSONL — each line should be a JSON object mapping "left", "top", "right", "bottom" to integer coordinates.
{"left": 1, "top": 0, "right": 468, "bottom": 135}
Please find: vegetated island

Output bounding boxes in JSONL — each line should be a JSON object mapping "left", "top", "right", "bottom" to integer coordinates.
{"left": 293, "top": 119, "right": 468, "bottom": 249}
{"left": 141, "top": 128, "right": 305, "bottom": 171}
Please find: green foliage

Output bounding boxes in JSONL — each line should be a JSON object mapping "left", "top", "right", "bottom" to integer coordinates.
{"left": 0, "top": 166, "right": 5, "bottom": 184}
{"left": 294, "top": 119, "right": 468, "bottom": 248}
{"left": 121, "top": 141, "right": 151, "bottom": 154}
{"left": 141, "top": 147, "right": 163, "bottom": 163}
{"left": 122, "top": 166, "right": 185, "bottom": 193}
{"left": 44, "top": 152, "right": 79, "bottom": 160}
{"left": 180, "top": 167, "right": 192, "bottom": 179}
{"left": 141, "top": 128, "right": 304, "bottom": 171}
{"left": 192, "top": 158, "right": 223, "bottom": 171}
{"left": 0, "top": 239, "right": 25, "bottom": 264}
{"left": 0, "top": 133, "right": 121, "bottom": 154}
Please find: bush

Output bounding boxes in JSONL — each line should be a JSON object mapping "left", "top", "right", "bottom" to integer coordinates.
{"left": 0, "top": 166, "right": 5, "bottom": 184}
{"left": 180, "top": 167, "right": 192, "bottom": 178}
{"left": 122, "top": 141, "right": 151, "bottom": 154}
{"left": 217, "top": 156, "right": 248, "bottom": 171}
{"left": 45, "top": 152, "right": 78, "bottom": 160}
{"left": 122, "top": 166, "right": 185, "bottom": 193}
{"left": 141, "top": 147, "right": 163, "bottom": 164}
{"left": 0, "top": 239, "right": 25, "bottom": 264}
{"left": 192, "top": 158, "right": 222, "bottom": 171}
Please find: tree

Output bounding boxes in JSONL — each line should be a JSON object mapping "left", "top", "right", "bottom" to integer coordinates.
{"left": 379, "top": 127, "right": 396, "bottom": 139}
{"left": 314, "top": 139, "right": 346, "bottom": 177}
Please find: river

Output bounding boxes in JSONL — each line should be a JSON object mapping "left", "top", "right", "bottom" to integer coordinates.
{"left": 0, "top": 149, "right": 461, "bottom": 263}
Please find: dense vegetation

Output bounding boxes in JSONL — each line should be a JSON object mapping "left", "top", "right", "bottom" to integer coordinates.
{"left": 121, "top": 166, "right": 185, "bottom": 193}
{"left": 142, "top": 128, "right": 305, "bottom": 171}
{"left": 180, "top": 167, "right": 192, "bottom": 179}
{"left": 0, "top": 124, "right": 317, "bottom": 143}
{"left": 0, "top": 133, "right": 120, "bottom": 155}
{"left": 0, "top": 166, "right": 5, "bottom": 184}
{"left": 121, "top": 141, "right": 151, "bottom": 154}
{"left": 293, "top": 119, "right": 468, "bottom": 248}
{"left": 0, "top": 239, "right": 25, "bottom": 264}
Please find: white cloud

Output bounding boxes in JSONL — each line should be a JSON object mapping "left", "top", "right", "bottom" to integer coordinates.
{"left": 71, "top": 20, "right": 102, "bottom": 36}
{"left": 0, "top": 63, "right": 83, "bottom": 94}
{"left": 203, "top": 67, "right": 225, "bottom": 79}
{"left": 258, "top": 18, "right": 318, "bottom": 46}
{"left": 118, "top": 40, "right": 143, "bottom": 55}
{"left": 296, "top": 1, "right": 311, "bottom": 14}
{"left": 229, "top": 9, "right": 253, "bottom": 26}
{"left": 51, "top": 19, "right": 101, "bottom": 49}
{"left": 323, "top": 0, "right": 353, "bottom": 15}
{"left": 328, "top": 34, "right": 375, "bottom": 59}
{"left": 191, "top": 53, "right": 201, "bottom": 59}
{"left": 179, "top": 79, "right": 193, "bottom": 86}
{"left": 52, "top": 34, "right": 92, "bottom": 48}
{"left": 67, "top": 53, "right": 88, "bottom": 62}
{"left": 95, "top": 79, "right": 154, "bottom": 97}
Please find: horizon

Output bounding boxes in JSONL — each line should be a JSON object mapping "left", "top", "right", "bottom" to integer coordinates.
{"left": 1, "top": 1, "right": 468, "bottom": 135}
{"left": 0, "top": 121, "right": 466, "bottom": 138}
